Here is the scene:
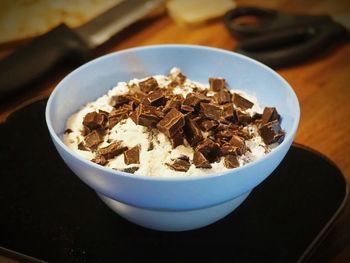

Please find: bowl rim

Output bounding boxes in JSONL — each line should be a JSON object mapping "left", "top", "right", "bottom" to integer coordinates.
{"left": 46, "top": 44, "right": 300, "bottom": 182}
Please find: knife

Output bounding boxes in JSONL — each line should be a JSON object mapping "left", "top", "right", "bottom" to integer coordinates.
{"left": 0, "top": 0, "right": 164, "bottom": 101}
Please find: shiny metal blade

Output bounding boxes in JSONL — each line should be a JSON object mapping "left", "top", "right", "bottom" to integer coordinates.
{"left": 76, "top": 0, "right": 164, "bottom": 48}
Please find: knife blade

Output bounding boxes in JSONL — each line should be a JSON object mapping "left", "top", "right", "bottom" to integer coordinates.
{"left": 0, "top": 0, "right": 164, "bottom": 101}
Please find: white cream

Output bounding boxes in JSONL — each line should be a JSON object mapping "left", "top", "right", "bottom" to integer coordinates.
{"left": 64, "top": 68, "right": 274, "bottom": 177}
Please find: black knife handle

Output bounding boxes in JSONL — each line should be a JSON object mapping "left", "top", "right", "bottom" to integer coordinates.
{"left": 0, "top": 24, "right": 89, "bottom": 101}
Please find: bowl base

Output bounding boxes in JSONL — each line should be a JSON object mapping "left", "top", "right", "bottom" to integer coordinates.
{"left": 98, "top": 191, "right": 251, "bottom": 232}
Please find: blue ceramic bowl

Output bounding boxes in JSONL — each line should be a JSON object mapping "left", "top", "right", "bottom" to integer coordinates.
{"left": 46, "top": 45, "right": 300, "bottom": 231}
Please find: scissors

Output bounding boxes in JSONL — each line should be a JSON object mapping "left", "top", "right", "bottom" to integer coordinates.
{"left": 223, "top": 7, "right": 349, "bottom": 68}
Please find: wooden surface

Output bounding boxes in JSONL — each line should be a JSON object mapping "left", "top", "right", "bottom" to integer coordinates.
{"left": 0, "top": 0, "right": 349, "bottom": 262}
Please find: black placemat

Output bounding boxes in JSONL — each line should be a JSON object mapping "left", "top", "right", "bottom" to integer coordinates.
{"left": 0, "top": 100, "right": 347, "bottom": 263}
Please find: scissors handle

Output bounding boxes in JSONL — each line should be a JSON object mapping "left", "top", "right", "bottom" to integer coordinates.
{"left": 224, "top": 6, "right": 332, "bottom": 37}
{"left": 235, "top": 22, "right": 347, "bottom": 68}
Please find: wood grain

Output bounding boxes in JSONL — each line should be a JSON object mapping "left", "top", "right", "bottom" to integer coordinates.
{"left": 0, "top": 0, "right": 349, "bottom": 262}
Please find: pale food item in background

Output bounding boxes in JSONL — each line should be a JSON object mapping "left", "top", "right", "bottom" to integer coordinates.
{"left": 0, "top": 0, "right": 123, "bottom": 44}
{"left": 166, "top": 0, "right": 236, "bottom": 26}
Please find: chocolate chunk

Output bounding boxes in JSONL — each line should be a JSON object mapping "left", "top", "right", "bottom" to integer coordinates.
{"left": 157, "top": 108, "right": 185, "bottom": 137}
{"left": 184, "top": 118, "right": 203, "bottom": 146}
{"left": 78, "top": 142, "right": 88, "bottom": 151}
{"left": 262, "top": 107, "right": 280, "bottom": 124}
{"left": 124, "top": 145, "right": 140, "bottom": 165}
{"left": 170, "top": 130, "right": 184, "bottom": 148}
{"left": 183, "top": 92, "right": 210, "bottom": 107}
{"left": 83, "top": 111, "right": 107, "bottom": 130}
{"left": 84, "top": 130, "right": 103, "bottom": 148}
{"left": 229, "top": 135, "right": 246, "bottom": 154}
{"left": 131, "top": 104, "right": 163, "bottom": 128}
{"left": 209, "top": 77, "right": 225, "bottom": 91}
{"left": 91, "top": 155, "right": 107, "bottom": 166}
{"left": 163, "top": 94, "right": 184, "bottom": 112}
{"left": 259, "top": 120, "right": 285, "bottom": 145}
{"left": 195, "top": 138, "right": 220, "bottom": 163}
{"left": 200, "top": 102, "right": 222, "bottom": 120}
{"left": 64, "top": 128, "right": 73, "bottom": 134}
{"left": 224, "top": 155, "right": 240, "bottom": 169}
{"left": 199, "top": 119, "right": 219, "bottom": 131}
{"left": 122, "top": 167, "right": 139, "bottom": 174}
{"left": 222, "top": 103, "right": 235, "bottom": 121}
{"left": 169, "top": 71, "right": 187, "bottom": 87}
{"left": 167, "top": 158, "right": 191, "bottom": 172}
{"left": 126, "top": 92, "right": 146, "bottom": 105}
{"left": 139, "top": 77, "right": 158, "bottom": 93}
{"left": 97, "top": 141, "right": 128, "bottom": 159}
{"left": 108, "top": 106, "right": 130, "bottom": 129}
{"left": 235, "top": 110, "right": 252, "bottom": 125}
{"left": 178, "top": 155, "right": 190, "bottom": 162}
{"left": 111, "top": 95, "right": 129, "bottom": 107}
{"left": 180, "top": 104, "right": 195, "bottom": 113}
{"left": 193, "top": 151, "right": 212, "bottom": 168}
{"left": 220, "top": 143, "right": 239, "bottom": 156}
{"left": 215, "top": 125, "right": 236, "bottom": 139}
{"left": 214, "top": 90, "right": 231, "bottom": 105}
{"left": 145, "top": 89, "right": 166, "bottom": 106}
{"left": 233, "top": 93, "right": 254, "bottom": 110}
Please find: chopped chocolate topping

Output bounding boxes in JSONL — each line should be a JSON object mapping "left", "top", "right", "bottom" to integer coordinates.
{"left": 97, "top": 141, "right": 128, "bottom": 159}
{"left": 83, "top": 111, "right": 107, "bottom": 130}
{"left": 183, "top": 92, "right": 210, "bottom": 107}
{"left": 235, "top": 110, "right": 252, "bottom": 125}
{"left": 178, "top": 155, "right": 190, "bottom": 162}
{"left": 163, "top": 94, "right": 184, "bottom": 112}
{"left": 126, "top": 92, "right": 146, "bottom": 106}
{"left": 214, "top": 90, "right": 231, "bottom": 105}
{"left": 209, "top": 77, "right": 225, "bottom": 91}
{"left": 195, "top": 138, "right": 220, "bottom": 163}
{"left": 199, "top": 119, "right": 219, "bottom": 131}
{"left": 84, "top": 130, "right": 103, "bottom": 148}
{"left": 139, "top": 77, "right": 158, "bottom": 93}
{"left": 220, "top": 143, "right": 239, "bottom": 156}
{"left": 262, "top": 107, "right": 280, "bottom": 124}
{"left": 170, "top": 130, "right": 184, "bottom": 148}
{"left": 111, "top": 95, "right": 129, "bottom": 107}
{"left": 215, "top": 125, "right": 236, "bottom": 140}
{"left": 167, "top": 158, "right": 191, "bottom": 172}
{"left": 131, "top": 104, "right": 163, "bottom": 128}
{"left": 233, "top": 93, "right": 254, "bottom": 110}
{"left": 180, "top": 104, "right": 195, "bottom": 113}
{"left": 222, "top": 103, "right": 235, "bottom": 121}
{"left": 224, "top": 155, "right": 239, "bottom": 169}
{"left": 91, "top": 155, "right": 107, "bottom": 166}
{"left": 157, "top": 108, "right": 185, "bottom": 137}
{"left": 193, "top": 151, "right": 212, "bottom": 168}
{"left": 229, "top": 135, "right": 246, "bottom": 154}
{"left": 122, "top": 167, "right": 139, "bottom": 174}
{"left": 145, "top": 89, "right": 166, "bottom": 106}
{"left": 78, "top": 142, "right": 88, "bottom": 151}
{"left": 259, "top": 120, "right": 285, "bottom": 145}
{"left": 64, "top": 128, "right": 73, "bottom": 134}
{"left": 124, "top": 145, "right": 140, "bottom": 165}
{"left": 108, "top": 106, "right": 130, "bottom": 129}
{"left": 200, "top": 102, "right": 222, "bottom": 120}
{"left": 184, "top": 118, "right": 203, "bottom": 146}
{"left": 169, "top": 71, "right": 187, "bottom": 87}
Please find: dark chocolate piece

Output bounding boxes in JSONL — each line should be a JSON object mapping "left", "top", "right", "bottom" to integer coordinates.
{"left": 157, "top": 108, "right": 185, "bottom": 137}
{"left": 178, "top": 155, "right": 190, "bottom": 162}
{"left": 195, "top": 138, "right": 220, "bottom": 163}
{"left": 83, "top": 111, "right": 107, "bottom": 130}
{"left": 84, "top": 130, "right": 103, "bottom": 148}
{"left": 170, "top": 130, "right": 184, "bottom": 148}
{"left": 78, "top": 142, "right": 88, "bottom": 151}
{"left": 220, "top": 143, "right": 239, "bottom": 156}
{"left": 97, "top": 141, "right": 128, "bottom": 159}
{"left": 163, "top": 94, "right": 184, "bottom": 112}
{"left": 224, "top": 155, "right": 239, "bottom": 168}
{"left": 124, "top": 145, "right": 140, "bottom": 165}
{"left": 222, "top": 103, "right": 235, "bottom": 121}
{"left": 200, "top": 102, "right": 222, "bottom": 120}
{"left": 180, "top": 104, "right": 195, "bottom": 113}
{"left": 111, "top": 95, "right": 129, "bottom": 107}
{"left": 91, "top": 155, "right": 107, "bottom": 166}
{"left": 229, "top": 135, "right": 246, "bottom": 154}
{"left": 183, "top": 92, "right": 210, "bottom": 107}
{"left": 131, "top": 104, "right": 163, "bottom": 128}
{"left": 235, "top": 110, "right": 252, "bottom": 125}
{"left": 199, "top": 119, "right": 219, "bottom": 131}
{"left": 146, "top": 89, "right": 166, "bottom": 106}
{"left": 184, "top": 118, "right": 203, "bottom": 146}
{"left": 122, "top": 167, "right": 139, "bottom": 174}
{"left": 169, "top": 71, "right": 187, "bottom": 87}
{"left": 167, "top": 158, "right": 191, "bottom": 172}
{"left": 126, "top": 92, "right": 146, "bottom": 105}
{"left": 193, "top": 151, "right": 212, "bottom": 168}
{"left": 108, "top": 106, "right": 130, "bottom": 129}
{"left": 139, "top": 77, "right": 158, "bottom": 93}
{"left": 209, "top": 77, "right": 225, "bottom": 91}
{"left": 259, "top": 120, "right": 285, "bottom": 145}
{"left": 262, "top": 107, "right": 280, "bottom": 124}
{"left": 233, "top": 93, "right": 254, "bottom": 110}
{"left": 64, "top": 128, "right": 73, "bottom": 134}
{"left": 214, "top": 90, "right": 231, "bottom": 105}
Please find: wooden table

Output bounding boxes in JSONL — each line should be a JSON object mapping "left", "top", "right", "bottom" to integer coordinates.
{"left": 0, "top": 0, "right": 349, "bottom": 262}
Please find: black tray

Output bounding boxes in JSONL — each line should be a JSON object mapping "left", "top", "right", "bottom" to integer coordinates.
{"left": 0, "top": 100, "right": 347, "bottom": 263}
